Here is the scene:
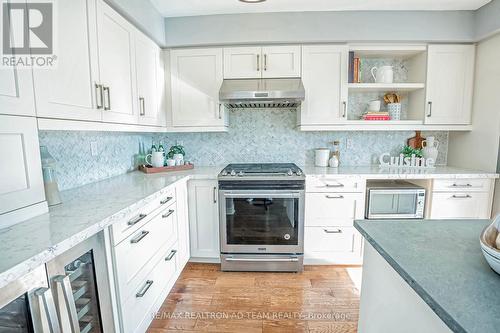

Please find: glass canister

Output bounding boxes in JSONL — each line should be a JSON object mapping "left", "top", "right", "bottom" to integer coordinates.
{"left": 40, "top": 146, "right": 62, "bottom": 206}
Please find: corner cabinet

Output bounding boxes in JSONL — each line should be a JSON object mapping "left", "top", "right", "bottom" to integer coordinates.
{"left": 169, "top": 48, "right": 227, "bottom": 131}
{"left": 425, "top": 44, "right": 475, "bottom": 125}
{"left": 187, "top": 180, "right": 220, "bottom": 260}
{"left": 298, "top": 45, "right": 348, "bottom": 126}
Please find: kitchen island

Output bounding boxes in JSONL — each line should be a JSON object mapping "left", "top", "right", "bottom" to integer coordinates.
{"left": 354, "top": 219, "right": 500, "bottom": 333}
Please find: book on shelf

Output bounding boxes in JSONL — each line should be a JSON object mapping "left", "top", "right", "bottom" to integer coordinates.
{"left": 348, "top": 51, "right": 354, "bottom": 83}
{"left": 362, "top": 113, "right": 391, "bottom": 121}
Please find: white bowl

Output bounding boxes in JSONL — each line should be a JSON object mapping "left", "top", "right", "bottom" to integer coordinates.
{"left": 480, "top": 215, "right": 500, "bottom": 275}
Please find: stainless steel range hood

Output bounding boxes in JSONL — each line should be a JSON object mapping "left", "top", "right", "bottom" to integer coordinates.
{"left": 219, "top": 78, "right": 305, "bottom": 109}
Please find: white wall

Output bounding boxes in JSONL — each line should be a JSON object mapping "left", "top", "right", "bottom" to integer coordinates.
{"left": 163, "top": 10, "right": 476, "bottom": 47}
{"left": 447, "top": 33, "right": 500, "bottom": 217}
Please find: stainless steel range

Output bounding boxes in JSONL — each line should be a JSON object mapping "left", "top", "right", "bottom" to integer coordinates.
{"left": 218, "top": 163, "right": 305, "bottom": 272}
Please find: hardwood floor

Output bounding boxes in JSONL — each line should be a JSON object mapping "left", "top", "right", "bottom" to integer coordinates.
{"left": 147, "top": 263, "right": 361, "bottom": 333}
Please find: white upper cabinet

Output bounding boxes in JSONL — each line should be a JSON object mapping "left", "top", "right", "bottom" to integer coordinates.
{"left": 299, "top": 45, "right": 348, "bottom": 126}
{"left": 0, "top": 115, "right": 45, "bottom": 219}
{"left": 170, "top": 48, "right": 226, "bottom": 129}
{"left": 223, "top": 45, "right": 301, "bottom": 79}
{"left": 223, "top": 47, "right": 262, "bottom": 79}
{"left": 261, "top": 45, "right": 301, "bottom": 78}
{"left": 135, "top": 33, "right": 163, "bottom": 126}
{"left": 33, "top": 0, "right": 101, "bottom": 121}
{"left": 425, "top": 44, "right": 475, "bottom": 125}
{"left": 96, "top": 0, "right": 137, "bottom": 124}
{"left": 0, "top": 1, "right": 35, "bottom": 117}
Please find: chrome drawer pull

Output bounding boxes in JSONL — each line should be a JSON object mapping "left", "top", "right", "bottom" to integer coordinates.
{"left": 165, "top": 250, "right": 177, "bottom": 261}
{"left": 451, "top": 194, "right": 472, "bottom": 199}
{"left": 160, "top": 197, "right": 173, "bottom": 205}
{"left": 130, "top": 230, "right": 149, "bottom": 244}
{"left": 324, "top": 229, "right": 342, "bottom": 234}
{"left": 128, "top": 213, "right": 147, "bottom": 226}
{"left": 325, "top": 195, "right": 344, "bottom": 199}
{"left": 136, "top": 280, "right": 154, "bottom": 298}
{"left": 325, "top": 183, "right": 344, "bottom": 188}
{"left": 162, "top": 210, "right": 175, "bottom": 218}
{"left": 451, "top": 183, "right": 473, "bottom": 188}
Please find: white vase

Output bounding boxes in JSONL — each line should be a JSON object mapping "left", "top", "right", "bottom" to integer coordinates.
{"left": 422, "top": 137, "right": 439, "bottom": 162}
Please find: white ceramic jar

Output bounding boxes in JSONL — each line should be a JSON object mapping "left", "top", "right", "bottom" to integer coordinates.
{"left": 315, "top": 148, "right": 331, "bottom": 167}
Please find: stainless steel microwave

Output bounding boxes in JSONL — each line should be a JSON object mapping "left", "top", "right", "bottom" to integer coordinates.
{"left": 366, "top": 181, "right": 426, "bottom": 219}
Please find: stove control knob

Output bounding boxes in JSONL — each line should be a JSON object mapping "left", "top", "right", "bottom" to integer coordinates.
{"left": 221, "top": 170, "right": 228, "bottom": 176}
{"left": 230, "top": 170, "right": 236, "bottom": 176}
{"left": 287, "top": 169, "right": 294, "bottom": 176}
{"left": 238, "top": 171, "right": 244, "bottom": 177}
{"left": 296, "top": 170, "right": 303, "bottom": 176}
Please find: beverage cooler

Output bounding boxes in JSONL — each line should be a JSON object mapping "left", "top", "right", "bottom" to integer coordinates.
{"left": 46, "top": 232, "right": 115, "bottom": 333}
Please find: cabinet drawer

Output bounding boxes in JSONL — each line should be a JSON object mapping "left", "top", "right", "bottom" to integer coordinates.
{"left": 305, "top": 193, "right": 363, "bottom": 226}
{"left": 122, "top": 243, "right": 178, "bottom": 333}
{"left": 433, "top": 179, "right": 492, "bottom": 192}
{"left": 305, "top": 226, "right": 360, "bottom": 253}
{"left": 306, "top": 176, "right": 363, "bottom": 193}
{"left": 430, "top": 192, "right": 491, "bottom": 219}
{"left": 114, "top": 205, "right": 177, "bottom": 296}
{"left": 111, "top": 188, "right": 176, "bottom": 245}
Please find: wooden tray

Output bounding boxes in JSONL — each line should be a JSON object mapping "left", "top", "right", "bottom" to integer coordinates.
{"left": 139, "top": 164, "right": 194, "bottom": 174}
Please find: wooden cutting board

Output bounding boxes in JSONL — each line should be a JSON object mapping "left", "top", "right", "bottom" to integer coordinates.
{"left": 407, "top": 131, "right": 425, "bottom": 149}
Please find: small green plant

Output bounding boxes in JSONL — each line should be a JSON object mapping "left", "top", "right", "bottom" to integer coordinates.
{"left": 400, "top": 145, "right": 423, "bottom": 158}
{"left": 167, "top": 145, "right": 185, "bottom": 159}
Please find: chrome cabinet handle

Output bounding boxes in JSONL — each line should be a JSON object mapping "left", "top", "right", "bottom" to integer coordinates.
{"left": 103, "top": 86, "right": 111, "bottom": 110}
{"left": 95, "top": 83, "right": 103, "bottom": 109}
{"left": 139, "top": 97, "right": 145, "bottom": 116}
{"left": 130, "top": 230, "right": 149, "bottom": 244}
{"left": 162, "top": 209, "right": 175, "bottom": 218}
{"left": 451, "top": 183, "right": 472, "bottom": 188}
{"left": 160, "top": 197, "right": 173, "bottom": 205}
{"left": 218, "top": 103, "right": 222, "bottom": 119}
{"left": 325, "top": 183, "right": 344, "bottom": 188}
{"left": 427, "top": 101, "right": 432, "bottom": 117}
{"left": 325, "top": 195, "right": 344, "bottom": 199}
{"left": 213, "top": 187, "right": 217, "bottom": 203}
{"left": 342, "top": 101, "right": 347, "bottom": 118}
{"left": 256, "top": 54, "right": 260, "bottom": 71}
{"left": 264, "top": 54, "right": 267, "bottom": 71}
{"left": 451, "top": 194, "right": 472, "bottom": 199}
{"left": 136, "top": 280, "right": 154, "bottom": 298}
{"left": 53, "top": 275, "right": 80, "bottom": 333}
{"left": 165, "top": 249, "right": 177, "bottom": 261}
{"left": 34, "top": 287, "right": 62, "bottom": 333}
{"left": 128, "top": 213, "right": 147, "bottom": 226}
{"left": 324, "top": 229, "right": 342, "bottom": 234}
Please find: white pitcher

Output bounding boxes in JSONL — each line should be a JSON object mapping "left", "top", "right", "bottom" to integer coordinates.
{"left": 370, "top": 66, "right": 394, "bottom": 83}
{"left": 422, "top": 137, "right": 439, "bottom": 162}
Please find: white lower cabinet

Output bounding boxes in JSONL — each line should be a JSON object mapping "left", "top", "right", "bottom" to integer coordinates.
{"left": 305, "top": 226, "right": 363, "bottom": 264}
{"left": 188, "top": 180, "right": 220, "bottom": 260}
{"left": 175, "top": 180, "right": 191, "bottom": 270}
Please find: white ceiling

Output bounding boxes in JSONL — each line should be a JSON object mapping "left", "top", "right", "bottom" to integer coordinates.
{"left": 152, "top": 0, "right": 492, "bottom": 18}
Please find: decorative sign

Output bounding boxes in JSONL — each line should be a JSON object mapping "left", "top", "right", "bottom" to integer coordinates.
{"left": 379, "top": 153, "right": 435, "bottom": 169}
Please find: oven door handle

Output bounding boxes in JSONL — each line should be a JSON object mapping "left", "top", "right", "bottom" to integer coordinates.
{"left": 224, "top": 257, "right": 299, "bottom": 262}
{"left": 221, "top": 192, "right": 302, "bottom": 199}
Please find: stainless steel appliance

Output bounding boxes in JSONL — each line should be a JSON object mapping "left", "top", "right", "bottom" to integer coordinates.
{"left": 218, "top": 163, "right": 305, "bottom": 272}
{"left": 219, "top": 78, "right": 305, "bottom": 109}
{"left": 46, "top": 232, "right": 115, "bottom": 333}
{"left": 0, "top": 266, "right": 60, "bottom": 333}
{"left": 366, "top": 180, "right": 426, "bottom": 219}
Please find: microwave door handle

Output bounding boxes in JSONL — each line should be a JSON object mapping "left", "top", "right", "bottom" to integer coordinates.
{"left": 34, "top": 287, "right": 62, "bottom": 333}
{"left": 53, "top": 275, "right": 81, "bottom": 333}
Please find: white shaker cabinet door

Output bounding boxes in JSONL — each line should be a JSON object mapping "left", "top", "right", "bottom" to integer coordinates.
{"left": 425, "top": 45, "right": 475, "bottom": 125}
{"left": 96, "top": 0, "right": 137, "bottom": 124}
{"left": 188, "top": 180, "right": 220, "bottom": 259}
{"left": 135, "top": 32, "right": 163, "bottom": 126}
{"left": 223, "top": 46, "right": 262, "bottom": 79}
{"left": 261, "top": 45, "right": 301, "bottom": 78}
{"left": 170, "top": 48, "right": 225, "bottom": 128}
{"left": 33, "top": 0, "right": 101, "bottom": 121}
{"left": 0, "top": 115, "right": 45, "bottom": 216}
{"left": 0, "top": 2, "right": 35, "bottom": 117}
{"left": 299, "top": 45, "right": 348, "bottom": 125}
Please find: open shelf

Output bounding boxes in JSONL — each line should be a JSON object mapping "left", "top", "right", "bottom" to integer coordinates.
{"left": 348, "top": 83, "right": 425, "bottom": 92}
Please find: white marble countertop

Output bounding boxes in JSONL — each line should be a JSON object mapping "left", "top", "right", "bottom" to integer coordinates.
{"left": 0, "top": 167, "right": 221, "bottom": 289}
{"left": 0, "top": 164, "right": 497, "bottom": 289}
{"left": 303, "top": 165, "right": 499, "bottom": 179}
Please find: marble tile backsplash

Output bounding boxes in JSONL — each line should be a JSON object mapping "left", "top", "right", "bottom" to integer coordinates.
{"left": 39, "top": 109, "right": 448, "bottom": 191}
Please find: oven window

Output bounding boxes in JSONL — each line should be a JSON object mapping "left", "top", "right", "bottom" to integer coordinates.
{"left": 370, "top": 193, "right": 417, "bottom": 215}
{"left": 0, "top": 294, "right": 34, "bottom": 332}
{"left": 225, "top": 197, "right": 299, "bottom": 245}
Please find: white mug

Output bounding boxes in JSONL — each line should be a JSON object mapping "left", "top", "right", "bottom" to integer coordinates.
{"left": 371, "top": 66, "right": 394, "bottom": 83}
{"left": 166, "top": 159, "right": 176, "bottom": 167}
{"left": 368, "top": 100, "right": 381, "bottom": 111}
{"left": 145, "top": 151, "right": 165, "bottom": 168}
